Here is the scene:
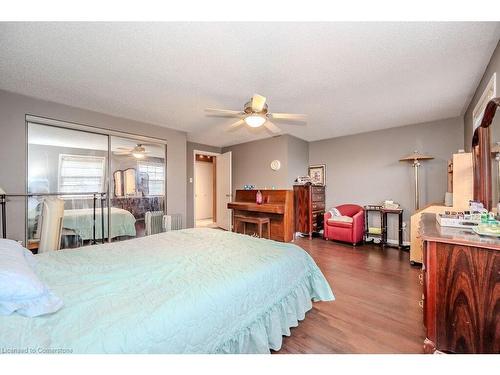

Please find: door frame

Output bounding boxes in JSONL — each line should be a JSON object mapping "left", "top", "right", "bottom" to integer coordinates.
{"left": 193, "top": 150, "right": 220, "bottom": 226}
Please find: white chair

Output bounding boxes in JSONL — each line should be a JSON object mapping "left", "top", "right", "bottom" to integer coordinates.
{"left": 38, "top": 197, "right": 65, "bottom": 253}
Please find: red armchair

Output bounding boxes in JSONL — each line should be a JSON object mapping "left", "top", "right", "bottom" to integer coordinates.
{"left": 324, "top": 204, "right": 365, "bottom": 245}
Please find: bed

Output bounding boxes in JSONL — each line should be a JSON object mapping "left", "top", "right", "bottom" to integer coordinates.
{"left": 0, "top": 228, "right": 334, "bottom": 353}
{"left": 62, "top": 207, "right": 137, "bottom": 240}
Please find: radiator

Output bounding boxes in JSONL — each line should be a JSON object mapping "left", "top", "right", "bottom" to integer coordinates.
{"left": 145, "top": 211, "right": 164, "bottom": 236}
{"left": 163, "top": 213, "right": 183, "bottom": 232}
{"left": 145, "top": 212, "right": 183, "bottom": 235}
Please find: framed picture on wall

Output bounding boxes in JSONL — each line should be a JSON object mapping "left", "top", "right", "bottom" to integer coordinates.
{"left": 308, "top": 164, "right": 326, "bottom": 186}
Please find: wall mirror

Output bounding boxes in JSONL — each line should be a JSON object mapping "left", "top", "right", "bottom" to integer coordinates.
{"left": 123, "top": 168, "right": 137, "bottom": 196}
{"left": 113, "top": 170, "right": 123, "bottom": 197}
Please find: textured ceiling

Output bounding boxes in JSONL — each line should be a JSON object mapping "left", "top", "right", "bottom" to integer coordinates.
{"left": 1, "top": 22, "right": 499, "bottom": 147}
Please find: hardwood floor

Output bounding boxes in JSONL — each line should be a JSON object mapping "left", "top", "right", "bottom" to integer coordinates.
{"left": 275, "top": 238, "right": 425, "bottom": 354}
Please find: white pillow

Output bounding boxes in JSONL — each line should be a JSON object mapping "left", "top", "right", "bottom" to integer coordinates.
{"left": 329, "top": 208, "right": 342, "bottom": 217}
{"left": 0, "top": 239, "right": 63, "bottom": 317}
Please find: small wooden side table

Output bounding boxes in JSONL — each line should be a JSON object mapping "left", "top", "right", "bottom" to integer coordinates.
{"left": 364, "top": 205, "right": 383, "bottom": 242}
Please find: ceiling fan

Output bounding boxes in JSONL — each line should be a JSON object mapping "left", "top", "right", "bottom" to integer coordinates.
{"left": 205, "top": 94, "right": 307, "bottom": 134}
{"left": 113, "top": 144, "right": 150, "bottom": 159}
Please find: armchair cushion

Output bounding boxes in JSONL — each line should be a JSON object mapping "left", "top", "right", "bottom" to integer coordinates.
{"left": 327, "top": 219, "right": 352, "bottom": 229}
{"left": 327, "top": 216, "right": 353, "bottom": 225}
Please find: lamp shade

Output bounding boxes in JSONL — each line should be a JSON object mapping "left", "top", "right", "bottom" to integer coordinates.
{"left": 399, "top": 151, "right": 434, "bottom": 162}
{"left": 0, "top": 186, "right": 5, "bottom": 194}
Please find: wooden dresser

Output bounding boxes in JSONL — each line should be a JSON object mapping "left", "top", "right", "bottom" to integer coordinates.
{"left": 293, "top": 184, "right": 325, "bottom": 239}
{"left": 419, "top": 213, "right": 499, "bottom": 353}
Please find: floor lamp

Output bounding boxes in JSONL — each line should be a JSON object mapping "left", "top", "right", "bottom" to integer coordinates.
{"left": 399, "top": 151, "right": 434, "bottom": 210}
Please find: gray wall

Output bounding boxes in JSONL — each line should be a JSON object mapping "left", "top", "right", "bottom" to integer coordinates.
{"left": 223, "top": 135, "right": 289, "bottom": 194}
{"left": 0, "top": 89, "right": 187, "bottom": 242}
{"left": 222, "top": 135, "right": 309, "bottom": 198}
{"left": 309, "top": 117, "right": 464, "bottom": 242}
{"left": 186, "top": 142, "right": 222, "bottom": 228}
{"left": 220, "top": 118, "right": 463, "bottom": 243}
{"left": 287, "top": 135, "right": 310, "bottom": 184}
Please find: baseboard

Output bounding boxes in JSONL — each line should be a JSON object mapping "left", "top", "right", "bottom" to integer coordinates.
{"left": 365, "top": 236, "right": 410, "bottom": 246}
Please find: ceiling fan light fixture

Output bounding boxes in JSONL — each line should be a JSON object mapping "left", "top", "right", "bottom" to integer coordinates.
{"left": 132, "top": 151, "right": 146, "bottom": 159}
{"left": 245, "top": 115, "right": 266, "bottom": 128}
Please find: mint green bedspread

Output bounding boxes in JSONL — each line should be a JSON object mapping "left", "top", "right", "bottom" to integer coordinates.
{"left": 0, "top": 228, "right": 334, "bottom": 353}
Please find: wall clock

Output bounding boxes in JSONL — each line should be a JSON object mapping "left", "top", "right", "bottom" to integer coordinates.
{"left": 270, "top": 160, "right": 281, "bottom": 171}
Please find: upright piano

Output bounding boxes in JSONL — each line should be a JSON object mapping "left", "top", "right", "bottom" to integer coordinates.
{"left": 227, "top": 189, "right": 294, "bottom": 242}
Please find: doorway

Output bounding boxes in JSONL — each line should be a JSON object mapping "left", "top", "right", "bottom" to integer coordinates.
{"left": 195, "top": 153, "right": 216, "bottom": 228}
{"left": 193, "top": 150, "right": 232, "bottom": 230}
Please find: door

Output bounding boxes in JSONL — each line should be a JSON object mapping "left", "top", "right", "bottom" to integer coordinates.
{"left": 216, "top": 151, "right": 232, "bottom": 231}
{"left": 195, "top": 161, "right": 214, "bottom": 220}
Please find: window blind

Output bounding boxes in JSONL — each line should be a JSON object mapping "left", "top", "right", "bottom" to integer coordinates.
{"left": 137, "top": 160, "right": 165, "bottom": 196}
{"left": 58, "top": 154, "right": 106, "bottom": 194}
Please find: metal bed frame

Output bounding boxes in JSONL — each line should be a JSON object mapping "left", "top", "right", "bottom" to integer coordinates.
{"left": 0, "top": 192, "right": 107, "bottom": 245}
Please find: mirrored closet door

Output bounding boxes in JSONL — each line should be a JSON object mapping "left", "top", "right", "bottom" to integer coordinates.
{"left": 110, "top": 136, "right": 166, "bottom": 240}
{"left": 26, "top": 121, "right": 167, "bottom": 252}
{"left": 27, "top": 123, "right": 109, "bottom": 251}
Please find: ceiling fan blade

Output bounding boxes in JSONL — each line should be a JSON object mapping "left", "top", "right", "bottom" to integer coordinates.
{"left": 251, "top": 94, "right": 267, "bottom": 112}
{"left": 227, "top": 119, "right": 245, "bottom": 131}
{"left": 113, "top": 151, "right": 131, "bottom": 155}
{"left": 205, "top": 108, "right": 244, "bottom": 117}
{"left": 269, "top": 112, "right": 307, "bottom": 121}
{"left": 264, "top": 121, "right": 282, "bottom": 134}
{"left": 116, "top": 146, "right": 133, "bottom": 150}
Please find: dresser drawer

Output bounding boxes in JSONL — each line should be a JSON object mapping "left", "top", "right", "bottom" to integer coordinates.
{"left": 312, "top": 202, "right": 325, "bottom": 211}
{"left": 312, "top": 193, "right": 324, "bottom": 202}
{"left": 312, "top": 186, "right": 325, "bottom": 194}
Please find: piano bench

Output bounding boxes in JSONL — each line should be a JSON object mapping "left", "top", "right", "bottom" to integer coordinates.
{"left": 233, "top": 215, "right": 271, "bottom": 239}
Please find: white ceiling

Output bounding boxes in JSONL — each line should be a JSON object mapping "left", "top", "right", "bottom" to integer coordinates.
{"left": 1, "top": 22, "right": 499, "bottom": 147}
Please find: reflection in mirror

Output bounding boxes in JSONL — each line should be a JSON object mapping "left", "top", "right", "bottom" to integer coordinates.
{"left": 27, "top": 123, "right": 109, "bottom": 251}
{"left": 113, "top": 170, "right": 123, "bottom": 197}
{"left": 123, "top": 168, "right": 137, "bottom": 196}
{"left": 492, "top": 140, "right": 500, "bottom": 208}
{"left": 490, "top": 104, "right": 500, "bottom": 208}
{"left": 110, "top": 136, "right": 166, "bottom": 240}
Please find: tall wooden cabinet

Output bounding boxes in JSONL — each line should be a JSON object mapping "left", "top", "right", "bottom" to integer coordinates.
{"left": 293, "top": 185, "right": 325, "bottom": 239}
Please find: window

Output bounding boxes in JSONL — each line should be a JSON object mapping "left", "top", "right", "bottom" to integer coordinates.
{"left": 473, "top": 73, "right": 496, "bottom": 131}
{"left": 58, "top": 154, "right": 106, "bottom": 194}
{"left": 137, "top": 160, "right": 165, "bottom": 196}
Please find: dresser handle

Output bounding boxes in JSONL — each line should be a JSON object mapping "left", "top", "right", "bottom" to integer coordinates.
{"left": 419, "top": 300, "right": 424, "bottom": 309}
